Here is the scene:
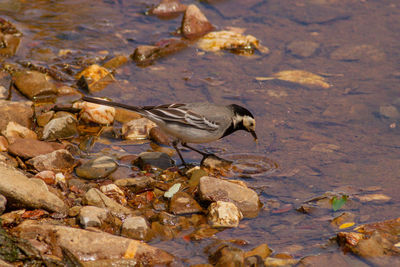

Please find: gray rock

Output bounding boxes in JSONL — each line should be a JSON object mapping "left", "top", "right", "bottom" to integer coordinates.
{"left": 0, "top": 162, "right": 67, "bottom": 213}
{"left": 79, "top": 206, "right": 108, "bottom": 228}
{"left": 114, "top": 176, "right": 155, "bottom": 193}
{"left": 26, "top": 149, "right": 77, "bottom": 172}
{"left": 75, "top": 156, "right": 117, "bottom": 179}
{"left": 135, "top": 152, "right": 174, "bottom": 170}
{"left": 1, "top": 121, "right": 37, "bottom": 144}
{"left": 121, "top": 216, "right": 150, "bottom": 240}
{"left": 169, "top": 191, "right": 202, "bottom": 215}
{"left": 286, "top": 40, "right": 319, "bottom": 58}
{"left": 0, "top": 100, "right": 33, "bottom": 133}
{"left": 42, "top": 114, "right": 78, "bottom": 140}
{"left": 83, "top": 188, "right": 132, "bottom": 216}
{"left": 0, "top": 194, "right": 6, "bottom": 214}
{"left": 13, "top": 70, "right": 57, "bottom": 100}
{"left": 199, "top": 176, "right": 260, "bottom": 218}
{"left": 379, "top": 105, "right": 400, "bottom": 119}
{"left": 208, "top": 201, "right": 243, "bottom": 228}
{"left": 8, "top": 138, "right": 65, "bottom": 159}
{"left": 330, "top": 44, "right": 385, "bottom": 62}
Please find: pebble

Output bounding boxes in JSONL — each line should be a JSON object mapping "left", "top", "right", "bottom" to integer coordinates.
{"left": 135, "top": 152, "right": 174, "bottom": 170}
{"left": 79, "top": 206, "right": 109, "bottom": 228}
{"left": 114, "top": 176, "right": 155, "bottom": 193}
{"left": 330, "top": 44, "right": 385, "bottom": 62}
{"left": 150, "top": 0, "right": 187, "bottom": 17}
{"left": 75, "top": 156, "right": 117, "bottom": 179}
{"left": 1, "top": 121, "right": 37, "bottom": 144}
{"left": 169, "top": 191, "right": 202, "bottom": 215}
{"left": 100, "top": 183, "right": 126, "bottom": 205}
{"left": 0, "top": 136, "right": 8, "bottom": 152}
{"left": 181, "top": 4, "right": 214, "bottom": 40}
{"left": 42, "top": 114, "right": 78, "bottom": 140}
{"left": 13, "top": 70, "right": 57, "bottom": 100}
{"left": 379, "top": 105, "right": 400, "bottom": 119}
{"left": 8, "top": 138, "right": 65, "bottom": 159}
{"left": 122, "top": 118, "right": 156, "bottom": 140}
{"left": 26, "top": 149, "right": 77, "bottom": 172}
{"left": 199, "top": 176, "right": 260, "bottom": 218}
{"left": 83, "top": 188, "right": 132, "bottom": 216}
{"left": 208, "top": 201, "right": 243, "bottom": 228}
{"left": 0, "top": 100, "right": 33, "bottom": 133}
{"left": 74, "top": 100, "right": 115, "bottom": 125}
{"left": 121, "top": 216, "right": 150, "bottom": 240}
{"left": 286, "top": 40, "right": 319, "bottom": 58}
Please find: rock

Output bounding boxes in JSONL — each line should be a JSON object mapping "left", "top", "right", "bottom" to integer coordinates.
{"left": 121, "top": 216, "right": 150, "bottom": 240}
{"left": 8, "top": 138, "right": 65, "bottom": 159}
{"left": 201, "top": 154, "right": 232, "bottom": 170}
{"left": 149, "top": 0, "right": 187, "bottom": 17}
{"left": 79, "top": 206, "right": 109, "bottom": 228}
{"left": 36, "top": 110, "right": 54, "bottom": 127}
{"left": 0, "top": 72, "right": 11, "bottom": 99}
{"left": 0, "top": 259, "right": 13, "bottom": 267}
{"left": 13, "top": 220, "right": 175, "bottom": 264}
{"left": 135, "top": 152, "right": 174, "bottom": 170}
{"left": 100, "top": 183, "right": 126, "bottom": 205}
{"left": 149, "top": 127, "right": 170, "bottom": 145}
{"left": 76, "top": 156, "right": 117, "bottom": 179}
{"left": 114, "top": 176, "right": 156, "bottom": 193}
{"left": 13, "top": 70, "right": 57, "bottom": 100}
{"left": 208, "top": 201, "right": 243, "bottom": 228}
{"left": 34, "top": 170, "right": 56, "bottom": 185}
{"left": 74, "top": 100, "right": 115, "bottom": 125}
{"left": 298, "top": 252, "right": 370, "bottom": 267}
{"left": 244, "top": 243, "right": 272, "bottom": 260}
{"left": 181, "top": 4, "right": 214, "bottom": 40}
{"left": 169, "top": 191, "right": 202, "bottom": 215}
{"left": 264, "top": 257, "right": 299, "bottom": 266}
{"left": 286, "top": 40, "right": 319, "bottom": 58}
{"left": 0, "top": 18, "right": 22, "bottom": 57}
{"left": 199, "top": 176, "right": 260, "bottom": 218}
{"left": 76, "top": 64, "right": 114, "bottom": 92}
{"left": 0, "top": 162, "right": 67, "bottom": 213}
{"left": 26, "top": 149, "right": 77, "bottom": 172}
{"left": 0, "top": 194, "right": 6, "bottom": 214}
{"left": 42, "top": 114, "right": 78, "bottom": 140}
{"left": 114, "top": 108, "right": 142, "bottom": 123}
{"left": 330, "top": 44, "right": 385, "bottom": 62}
{"left": 311, "top": 143, "right": 340, "bottom": 153}
{"left": 379, "top": 105, "right": 400, "bottom": 119}
{"left": 0, "top": 136, "right": 8, "bottom": 151}
{"left": 1, "top": 121, "right": 37, "bottom": 144}
{"left": 122, "top": 118, "right": 156, "bottom": 140}
{"left": 102, "top": 55, "right": 129, "bottom": 70}
{"left": 83, "top": 188, "right": 132, "bottom": 216}
{"left": 131, "top": 45, "right": 160, "bottom": 65}
{"left": 0, "top": 100, "right": 33, "bottom": 133}
{"left": 209, "top": 245, "right": 245, "bottom": 266}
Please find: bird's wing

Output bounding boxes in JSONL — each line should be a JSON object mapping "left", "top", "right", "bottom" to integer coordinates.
{"left": 142, "top": 104, "right": 220, "bottom": 131}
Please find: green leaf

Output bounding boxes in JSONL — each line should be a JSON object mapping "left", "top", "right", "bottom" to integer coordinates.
{"left": 332, "top": 195, "right": 348, "bottom": 211}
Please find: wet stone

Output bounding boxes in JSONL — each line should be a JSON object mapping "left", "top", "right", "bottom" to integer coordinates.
{"left": 169, "top": 191, "right": 202, "bottom": 215}
{"left": 330, "top": 44, "right": 386, "bottom": 62}
{"left": 26, "top": 149, "right": 77, "bottom": 173}
{"left": 135, "top": 152, "right": 174, "bottom": 170}
{"left": 0, "top": 194, "right": 6, "bottom": 214}
{"left": 0, "top": 18, "right": 22, "bottom": 57}
{"left": 0, "top": 71, "right": 11, "bottom": 99}
{"left": 100, "top": 183, "right": 126, "bottom": 205}
{"left": 36, "top": 110, "right": 54, "bottom": 127}
{"left": 13, "top": 70, "right": 57, "bottom": 100}
{"left": 75, "top": 156, "right": 117, "bottom": 180}
{"left": 379, "top": 105, "right": 400, "bottom": 119}
{"left": 79, "top": 206, "right": 108, "bottom": 228}
{"left": 8, "top": 138, "right": 65, "bottom": 159}
{"left": 0, "top": 100, "right": 33, "bottom": 132}
{"left": 122, "top": 118, "right": 156, "bottom": 140}
{"left": 209, "top": 245, "right": 245, "bottom": 266}
{"left": 42, "top": 114, "right": 78, "bottom": 140}
{"left": 208, "top": 201, "right": 243, "bottom": 228}
{"left": 149, "top": 127, "right": 171, "bottom": 145}
{"left": 0, "top": 162, "right": 67, "bottom": 213}
{"left": 149, "top": 0, "right": 187, "bottom": 17}
{"left": 114, "top": 176, "right": 155, "bottom": 193}
{"left": 121, "top": 216, "right": 150, "bottom": 240}
{"left": 83, "top": 188, "right": 132, "bottom": 216}
{"left": 199, "top": 176, "right": 260, "bottom": 218}
{"left": 181, "top": 4, "right": 214, "bottom": 40}
{"left": 74, "top": 100, "right": 115, "bottom": 125}
{"left": 0, "top": 136, "right": 8, "bottom": 152}
{"left": 2, "top": 121, "right": 37, "bottom": 144}
{"left": 286, "top": 40, "right": 319, "bottom": 58}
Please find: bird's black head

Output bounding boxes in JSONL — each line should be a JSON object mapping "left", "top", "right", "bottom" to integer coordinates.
{"left": 224, "top": 104, "right": 257, "bottom": 140}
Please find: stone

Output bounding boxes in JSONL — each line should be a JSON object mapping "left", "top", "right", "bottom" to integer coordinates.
{"left": 76, "top": 64, "right": 114, "bottom": 93}
{"left": 181, "top": 5, "right": 214, "bottom": 40}
{"left": 114, "top": 176, "right": 155, "bottom": 193}
{"left": 114, "top": 108, "right": 141, "bottom": 123}
{"left": 34, "top": 170, "right": 56, "bottom": 185}
{"left": 75, "top": 156, "right": 117, "bottom": 179}
{"left": 298, "top": 252, "right": 369, "bottom": 267}
{"left": 208, "top": 201, "right": 243, "bottom": 228}
{"left": 13, "top": 70, "right": 57, "bottom": 100}
{"left": 330, "top": 44, "right": 385, "bottom": 62}
{"left": 83, "top": 188, "right": 132, "bottom": 216}
{"left": 26, "top": 149, "right": 77, "bottom": 172}
{"left": 1, "top": 121, "right": 37, "bottom": 144}
{"left": 121, "top": 216, "right": 150, "bottom": 240}
{"left": 244, "top": 243, "right": 272, "bottom": 260}
{"left": 135, "top": 152, "right": 174, "bottom": 170}
{"left": 122, "top": 118, "right": 156, "bottom": 140}
{"left": 0, "top": 194, "right": 6, "bottom": 214}
{"left": 0, "top": 162, "right": 67, "bottom": 213}
{"left": 286, "top": 40, "right": 319, "bottom": 58}
{"left": 42, "top": 114, "right": 78, "bottom": 140}
{"left": 36, "top": 110, "right": 54, "bottom": 127}
{"left": 8, "top": 138, "right": 65, "bottom": 159}
{"left": 169, "top": 191, "right": 202, "bottom": 215}
{"left": 73, "top": 100, "right": 115, "bottom": 124}
{"left": 150, "top": 0, "right": 187, "bottom": 17}
{"left": 199, "top": 176, "right": 260, "bottom": 218}
{"left": 100, "top": 183, "right": 126, "bottom": 205}
{"left": 379, "top": 105, "right": 400, "bottom": 119}
{"left": 209, "top": 245, "right": 245, "bottom": 266}
{"left": 14, "top": 220, "right": 175, "bottom": 264}
{"left": 0, "top": 100, "right": 33, "bottom": 133}
{"left": 149, "top": 127, "right": 170, "bottom": 145}
{"left": 79, "top": 206, "right": 109, "bottom": 228}
{"left": 0, "top": 136, "right": 8, "bottom": 151}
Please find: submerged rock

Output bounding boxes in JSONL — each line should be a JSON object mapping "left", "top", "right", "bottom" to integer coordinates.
{"left": 135, "top": 152, "right": 174, "bottom": 170}
{"left": 169, "top": 191, "right": 202, "bottom": 215}
{"left": 330, "top": 44, "right": 385, "bottom": 62}
{"left": 181, "top": 5, "right": 214, "bottom": 40}
{"left": 79, "top": 206, "right": 109, "bottom": 228}
{"left": 8, "top": 138, "right": 65, "bottom": 159}
{"left": 75, "top": 156, "right": 117, "bottom": 179}
{"left": 0, "top": 18, "right": 22, "bottom": 57}
{"left": 26, "top": 149, "right": 77, "bottom": 173}
{"left": 149, "top": 0, "right": 187, "bottom": 17}
{"left": 83, "top": 188, "right": 132, "bottom": 216}
{"left": 199, "top": 176, "right": 261, "bottom": 218}
{"left": 208, "top": 201, "right": 243, "bottom": 228}
{"left": 42, "top": 114, "right": 78, "bottom": 140}
{"left": 0, "top": 162, "right": 67, "bottom": 213}
{"left": 121, "top": 216, "right": 150, "bottom": 240}
{"left": 13, "top": 70, "right": 57, "bottom": 100}
{"left": 76, "top": 64, "right": 114, "bottom": 92}
{"left": 286, "top": 40, "right": 319, "bottom": 58}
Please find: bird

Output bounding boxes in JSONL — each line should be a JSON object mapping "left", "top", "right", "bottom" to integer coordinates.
{"left": 81, "top": 96, "right": 257, "bottom": 165}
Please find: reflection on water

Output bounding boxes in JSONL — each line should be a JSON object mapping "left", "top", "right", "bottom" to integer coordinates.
{"left": 2, "top": 0, "right": 400, "bottom": 264}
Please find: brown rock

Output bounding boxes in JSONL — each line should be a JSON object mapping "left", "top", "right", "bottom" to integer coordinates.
{"left": 149, "top": 126, "right": 170, "bottom": 145}
{"left": 181, "top": 5, "right": 214, "bottom": 40}
{"left": 150, "top": 0, "right": 187, "bottom": 17}
{"left": 2, "top": 121, "right": 37, "bottom": 144}
{"left": 13, "top": 70, "right": 57, "bottom": 100}
{"left": 26, "top": 149, "right": 77, "bottom": 172}
{"left": 8, "top": 138, "right": 65, "bottom": 159}
{"left": 0, "top": 136, "right": 8, "bottom": 152}
{"left": 169, "top": 191, "right": 202, "bottom": 215}
{"left": 0, "top": 100, "right": 33, "bottom": 132}
{"left": 13, "top": 220, "right": 175, "bottom": 265}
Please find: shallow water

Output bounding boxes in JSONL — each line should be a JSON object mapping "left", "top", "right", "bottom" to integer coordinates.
{"left": 2, "top": 0, "right": 400, "bottom": 264}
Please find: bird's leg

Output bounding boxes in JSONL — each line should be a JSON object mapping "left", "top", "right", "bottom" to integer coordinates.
{"left": 172, "top": 140, "right": 187, "bottom": 167}
{"left": 182, "top": 143, "right": 208, "bottom": 156}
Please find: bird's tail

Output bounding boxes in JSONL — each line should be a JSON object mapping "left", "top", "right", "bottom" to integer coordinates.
{"left": 81, "top": 96, "right": 142, "bottom": 113}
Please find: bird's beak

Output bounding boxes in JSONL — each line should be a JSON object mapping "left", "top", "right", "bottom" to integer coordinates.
{"left": 250, "top": 130, "right": 258, "bottom": 142}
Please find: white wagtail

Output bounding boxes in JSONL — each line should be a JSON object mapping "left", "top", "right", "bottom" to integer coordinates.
{"left": 81, "top": 96, "right": 257, "bottom": 165}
